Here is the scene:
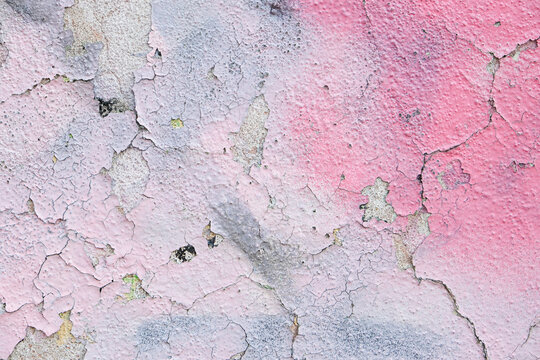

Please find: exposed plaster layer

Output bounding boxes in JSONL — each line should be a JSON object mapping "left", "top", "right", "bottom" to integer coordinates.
{"left": 359, "top": 177, "right": 397, "bottom": 224}
{"left": 8, "top": 311, "right": 86, "bottom": 360}
{"left": 394, "top": 209, "right": 431, "bottom": 270}
{"left": 231, "top": 95, "right": 270, "bottom": 173}
{"left": 64, "top": 0, "right": 152, "bottom": 109}
{"left": 108, "top": 148, "right": 150, "bottom": 213}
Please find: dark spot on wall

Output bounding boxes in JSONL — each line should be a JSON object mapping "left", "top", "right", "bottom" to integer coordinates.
{"left": 203, "top": 222, "right": 224, "bottom": 248}
{"left": 97, "top": 98, "right": 126, "bottom": 117}
{"left": 170, "top": 244, "right": 197, "bottom": 263}
{"left": 270, "top": 2, "right": 283, "bottom": 16}
{"left": 207, "top": 235, "right": 218, "bottom": 248}
{"left": 250, "top": 0, "right": 295, "bottom": 19}
{"left": 398, "top": 108, "right": 421, "bottom": 123}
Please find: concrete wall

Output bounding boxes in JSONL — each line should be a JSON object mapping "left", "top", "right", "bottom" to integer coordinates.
{"left": 0, "top": 0, "right": 538, "bottom": 359}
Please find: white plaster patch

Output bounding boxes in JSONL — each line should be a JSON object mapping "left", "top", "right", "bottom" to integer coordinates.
{"left": 63, "top": 0, "right": 151, "bottom": 108}
{"left": 360, "top": 177, "right": 397, "bottom": 223}
{"left": 231, "top": 95, "right": 270, "bottom": 173}
{"left": 108, "top": 148, "right": 150, "bottom": 213}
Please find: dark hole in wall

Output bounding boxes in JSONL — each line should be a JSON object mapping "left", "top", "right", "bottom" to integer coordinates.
{"left": 270, "top": 3, "right": 283, "bottom": 15}
{"left": 97, "top": 98, "right": 125, "bottom": 117}
{"left": 207, "top": 235, "right": 218, "bottom": 248}
{"left": 171, "top": 244, "right": 197, "bottom": 263}
{"left": 203, "top": 222, "right": 224, "bottom": 248}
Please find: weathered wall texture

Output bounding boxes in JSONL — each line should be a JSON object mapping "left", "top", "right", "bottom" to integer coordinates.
{"left": 0, "top": 0, "right": 538, "bottom": 359}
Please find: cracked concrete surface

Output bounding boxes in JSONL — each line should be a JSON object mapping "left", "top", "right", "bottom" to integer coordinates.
{"left": 0, "top": 0, "right": 538, "bottom": 359}
{"left": 64, "top": 0, "right": 152, "bottom": 109}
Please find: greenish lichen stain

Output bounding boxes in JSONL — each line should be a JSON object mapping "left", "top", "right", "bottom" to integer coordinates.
{"left": 122, "top": 274, "right": 149, "bottom": 301}
{"left": 170, "top": 118, "right": 184, "bottom": 128}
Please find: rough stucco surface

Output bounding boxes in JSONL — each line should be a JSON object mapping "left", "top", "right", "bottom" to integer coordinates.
{"left": 0, "top": 0, "right": 538, "bottom": 359}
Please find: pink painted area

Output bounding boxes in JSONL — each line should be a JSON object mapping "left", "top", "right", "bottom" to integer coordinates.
{"left": 0, "top": 212, "right": 66, "bottom": 312}
{"left": 493, "top": 41, "right": 539, "bottom": 150}
{"left": 0, "top": 305, "right": 46, "bottom": 358}
{"left": 416, "top": 110, "right": 539, "bottom": 357}
{"left": 289, "top": 0, "right": 492, "bottom": 195}
{"left": 425, "top": 0, "right": 540, "bottom": 57}
{"left": 280, "top": 1, "right": 538, "bottom": 358}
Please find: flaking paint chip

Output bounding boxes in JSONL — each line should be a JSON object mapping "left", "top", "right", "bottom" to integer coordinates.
{"left": 170, "top": 118, "right": 184, "bottom": 128}
{"left": 170, "top": 244, "right": 197, "bottom": 263}
{"left": 230, "top": 95, "right": 270, "bottom": 173}
{"left": 203, "top": 222, "right": 224, "bottom": 248}
{"left": 359, "top": 177, "right": 397, "bottom": 223}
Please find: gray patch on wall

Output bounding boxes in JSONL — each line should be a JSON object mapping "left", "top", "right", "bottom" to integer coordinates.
{"left": 242, "top": 315, "right": 292, "bottom": 360}
{"left": 297, "top": 316, "right": 445, "bottom": 359}
{"left": 5, "top": 0, "right": 63, "bottom": 23}
{"left": 136, "top": 318, "right": 173, "bottom": 353}
{"left": 0, "top": 31, "right": 7, "bottom": 67}
{"left": 210, "top": 195, "right": 299, "bottom": 288}
{"left": 136, "top": 315, "right": 291, "bottom": 359}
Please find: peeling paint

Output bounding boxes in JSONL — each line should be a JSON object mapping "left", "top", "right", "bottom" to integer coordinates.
{"left": 108, "top": 148, "right": 150, "bottom": 213}
{"left": 202, "top": 222, "right": 224, "bottom": 248}
{"left": 360, "top": 178, "right": 397, "bottom": 224}
{"left": 64, "top": 0, "right": 151, "bottom": 108}
{"left": 231, "top": 95, "right": 270, "bottom": 173}
{"left": 0, "top": 0, "right": 537, "bottom": 359}
{"left": 8, "top": 312, "right": 86, "bottom": 360}
{"left": 170, "top": 244, "right": 197, "bottom": 263}
{"left": 121, "top": 274, "right": 149, "bottom": 301}
{"left": 170, "top": 118, "right": 184, "bottom": 129}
